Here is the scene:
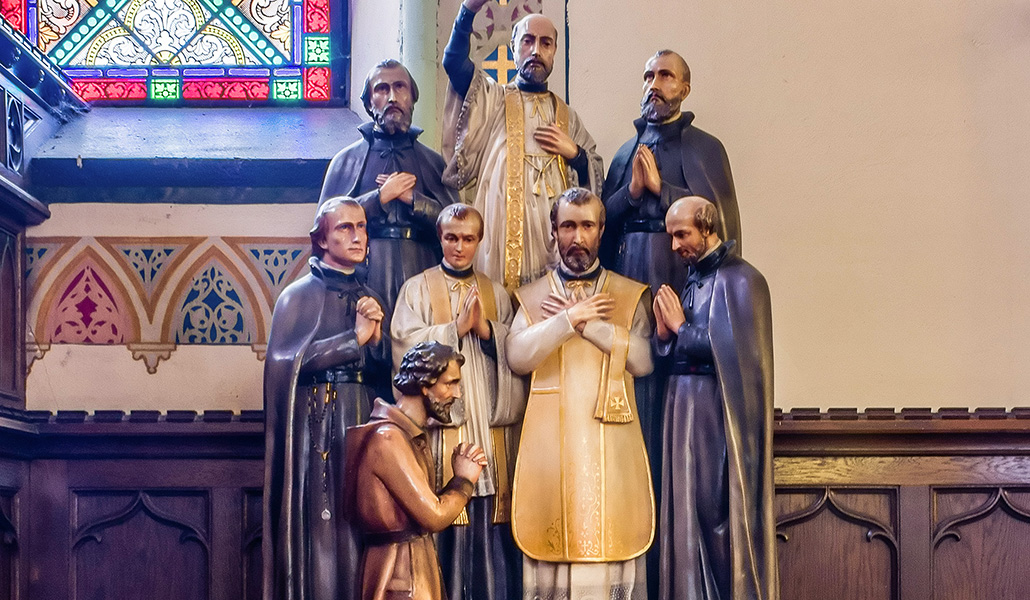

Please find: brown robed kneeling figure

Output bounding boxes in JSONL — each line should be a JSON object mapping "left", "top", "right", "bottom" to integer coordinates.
{"left": 344, "top": 341, "right": 487, "bottom": 600}
{"left": 654, "top": 196, "right": 777, "bottom": 600}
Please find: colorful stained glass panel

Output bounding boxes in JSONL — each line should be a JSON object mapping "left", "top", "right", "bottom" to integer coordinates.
{"left": 3, "top": 0, "right": 337, "bottom": 103}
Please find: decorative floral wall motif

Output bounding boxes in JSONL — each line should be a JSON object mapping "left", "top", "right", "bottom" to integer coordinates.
{"left": 26, "top": 236, "right": 309, "bottom": 374}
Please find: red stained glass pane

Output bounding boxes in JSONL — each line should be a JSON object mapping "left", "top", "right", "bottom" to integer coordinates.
{"left": 182, "top": 79, "right": 270, "bottom": 101}
{"left": 304, "top": 0, "right": 329, "bottom": 33}
{"left": 72, "top": 79, "right": 148, "bottom": 102}
{"left": 0, "top": 0, "right": 24, "bottom": 34}
{"left": 303, "top": 67, "right": 329, "bottom": 102}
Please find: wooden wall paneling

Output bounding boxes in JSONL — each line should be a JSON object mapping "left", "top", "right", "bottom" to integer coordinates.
{"left": 0, "top": 456, "right": 26, "bottom": 600}
{"left": 210, "top": 487, "right": 243, "bottom": 600}
{"left": 930, "top": 487, "right": 1030, "bottom": 600}
{"left": 242, "top": 489, "right": 263, "bottom": 600}
{"left": 70, "top": 490, "right": 210, "bottom": 600}
{"left": 776, "top": 486, "right": 898, "bottom": 600}
{"left": 0, "top": 225, "right": 20, "bottom": 408}
{"left": 59, "top": 456, "right": 262, "bottom": 600}
{"left": 25, "top": 459, "right": 69, "bottom": 600}
{"left": 897, "top": 486, "right": 930, "bottom": 600}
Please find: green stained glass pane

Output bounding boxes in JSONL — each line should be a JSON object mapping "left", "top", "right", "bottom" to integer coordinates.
{"left": 273, "top": 79, "right": 301, "bottom": 101}
{"left": 304, "top": 36, "right": 330, "bottom": 66}
{"left": 151, "top": 79, "right": 180, "bottom": 100}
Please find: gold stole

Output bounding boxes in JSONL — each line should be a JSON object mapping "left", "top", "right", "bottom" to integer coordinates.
{"left": 511, "top": 271, "right": 654, "bottom": 562}
{"left": 502, "top": 87, "right": 571, "bottom": 292}
{"left": 423, "top": 266, "right": 512, "bottom": 524}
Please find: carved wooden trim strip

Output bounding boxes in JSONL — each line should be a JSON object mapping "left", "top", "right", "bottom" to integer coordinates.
{"left": 776, "top": 456, "right": 1030, "bottom": 486}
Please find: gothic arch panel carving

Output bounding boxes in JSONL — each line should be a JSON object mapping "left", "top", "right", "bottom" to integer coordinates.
{"left": 775, "top": 487, "right": 898, "bottom": 600}
{"left": 932, "top": 487, "right": 1030, "bottom": 600}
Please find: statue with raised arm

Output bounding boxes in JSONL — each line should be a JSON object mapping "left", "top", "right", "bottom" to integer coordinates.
{"left": 391, "top": 203, "right": 525, "bottom": 600}
{"left": 319, "top": 59, "right": 460, "bottom": 329}
{"left": 344, "top": 341, "right": 487, "bottom": 600}
{"left": 263, "top": 197, "right": 390, "bottom": 600}
{"left": 507, "top": 187, "right": 654, "bottom": 600}
{"left": 442, "top": 0, "right": 604, "bottom": 292}
{"left": 653, "top": 196, "right": 777, "bottom": 600}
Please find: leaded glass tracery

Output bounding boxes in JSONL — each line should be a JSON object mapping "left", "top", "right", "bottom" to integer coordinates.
{"left": 0, "top": 0, "right": 340, "bottom": 103}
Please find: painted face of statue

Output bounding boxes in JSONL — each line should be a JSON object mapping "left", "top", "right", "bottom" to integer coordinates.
{"left": 318, "top": 203, "right": 368, "bottom": 271}
{"left": 440, "top": 218, "right": 482, "bottom": 272}
{"left": 641, "top": 52, "right": 691, "bottom": 123}
{"left": 368, "top": 66, "right": 415, "bottom": 135}
{"left": 511, "top": 15, "right": 557, "bottom": 87}
{"left": 667, "top": 209, "right": 709, "bottom": 265}
{"left": 556, "top": 199, "right": 604, "bottom": 273}
{"left": 422, "top": 360, "right": 462, "bottom": 424}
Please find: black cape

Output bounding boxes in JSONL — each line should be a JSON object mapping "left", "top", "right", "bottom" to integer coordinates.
{"left": 660, "top": 245, "right": 778, "bottom": 600}
{"left": 602, "top": 112, "right": 741, "bottom": 267}
{"left": 262, "top": 259, "right": 389, "bottom": 600}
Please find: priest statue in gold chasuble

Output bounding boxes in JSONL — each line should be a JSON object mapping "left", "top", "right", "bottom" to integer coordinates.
{"left": 507, "top": 188, "right": 655, "bottom": 600}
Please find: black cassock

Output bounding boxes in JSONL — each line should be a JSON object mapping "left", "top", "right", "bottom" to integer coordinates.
{"left": 263, "top": 258, "right": 390, "bottom": 600}
{"left": 319, "top": 121, "right": 460, "bottom": 329}
{"left": 655, "top": 241, "right": 778, "bottom": 600}
{"left": 601, "top": 114, "right": 743, "bottom": 583}
{"left": 602, "top": 111, "right": 741, "bottom": 295}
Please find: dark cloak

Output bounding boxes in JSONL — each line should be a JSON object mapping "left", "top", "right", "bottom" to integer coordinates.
{"left": 263, "top": 258, "right": 390, "bottom": 600}
{"left": 318, "top": 121, "right": 460, "bottom": 326}
{"left": 658, "top": 243, "right": 778, "bottom": 600}
{"left": 601, "top": 111, "right": 741, "bottom": 293}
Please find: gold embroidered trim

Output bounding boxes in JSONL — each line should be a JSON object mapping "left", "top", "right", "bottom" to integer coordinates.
{"left": 503, "top": 87, "right": 526, "bottom": 292}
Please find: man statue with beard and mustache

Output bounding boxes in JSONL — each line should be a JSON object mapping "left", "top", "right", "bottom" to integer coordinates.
{"left": 652, "top": 196, "right": 777, "bottom": 600}
{"left": 344, "top": 341, "right": 488, "bottom": 600}
{"left": 601, "top": 51, "right": 743, "bottom": 520}
{"left": 507, "top": 188, "right": 654, "bottom": 600}
{"left": 442, "top": 0, "right": 604, "bottom": 292}
{"left": 602, "top": 50, "right": 741, "bottom": 295}
{"left": 319, "top": 59, "right": 460, "bottom": 333}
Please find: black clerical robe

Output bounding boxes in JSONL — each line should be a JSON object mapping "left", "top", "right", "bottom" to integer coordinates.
{"left": 318, "top": 121, "right": 460, "bottom": 326}
{"left": 263, "top": 257, "right": 390, "bottom": 600}
{"left": 602, "top": 112, "right": 740, "bottom": 295}
{"left": 655, "top": 241, "right": 778, "bottom": 600}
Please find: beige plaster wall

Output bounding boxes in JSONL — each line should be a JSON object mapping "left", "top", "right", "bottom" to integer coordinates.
{"left": 565, "top": 0, "right": 1030, "bottom": 409}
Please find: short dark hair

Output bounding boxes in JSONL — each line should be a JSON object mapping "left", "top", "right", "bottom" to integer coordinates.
{"left": 310, "top": 196, "right": 363, "bottom": 258}
{"left": 549, "top": 187, "right": 606, "bottom": 232}
{"left": 436, "top": 203, "right": 485, "bottom": 240}
{"left": 360, "top": 59, "right": 420, "bottom": 118}
{"left": 691, "top": 200, "right": 719, "bottom": 237}
{"left": 653, "top": 49, "right": 691, "bottom": 85}
{"left": 393, "top": 341, "right": 465, "bottom": 396}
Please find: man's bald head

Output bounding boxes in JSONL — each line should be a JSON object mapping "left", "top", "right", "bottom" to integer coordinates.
{"left": 511, "top": 14, "right": 558, "bottom": 48}
{"left": 510, "top": 14, "right": 558, "bottom": 86}
{"left": 666, "top": 196, "right": 720, "bottom": 264}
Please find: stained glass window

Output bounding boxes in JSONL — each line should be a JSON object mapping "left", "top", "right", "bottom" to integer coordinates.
{"left": 0, "top": 0, "right": 343, "bottom": 104}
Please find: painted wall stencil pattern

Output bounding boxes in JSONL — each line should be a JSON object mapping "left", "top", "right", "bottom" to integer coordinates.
{"left": 26, "top": 236, "right": 309, "bottom": 373}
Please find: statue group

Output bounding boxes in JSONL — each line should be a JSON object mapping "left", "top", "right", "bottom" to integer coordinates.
{"left": 263, "top": 3, "right": 777, "bottom": 600}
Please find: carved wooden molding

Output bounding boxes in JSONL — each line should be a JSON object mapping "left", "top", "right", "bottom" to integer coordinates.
{"left": 72, "top": 491, "right": 209, "bottom": 552}
{"left": 932, "top": 488, "right": 1030, "bottom": 549}
{"left": 776, "top": 487, "right": 899, "bottom": 550}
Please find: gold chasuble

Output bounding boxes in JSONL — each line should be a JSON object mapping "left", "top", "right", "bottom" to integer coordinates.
{"left": 511, "top": 272, "right": 655, "bottom": 563}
